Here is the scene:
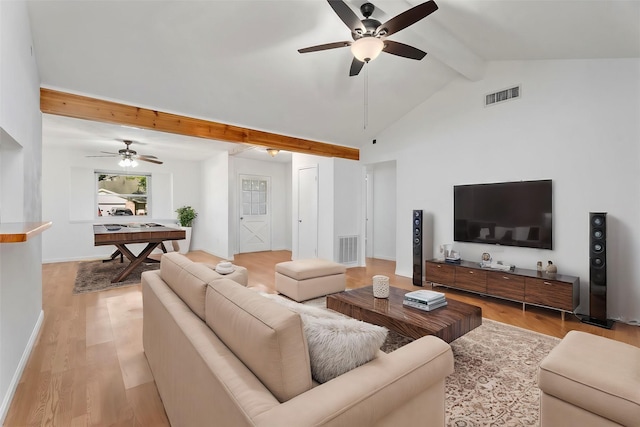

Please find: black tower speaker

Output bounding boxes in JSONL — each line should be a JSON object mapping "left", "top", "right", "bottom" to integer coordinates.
{"left": 413, "top": 210, "right": 423, "bottom": 286}
{"left": 582, "top": 212, "right": 614, "bottom": 329}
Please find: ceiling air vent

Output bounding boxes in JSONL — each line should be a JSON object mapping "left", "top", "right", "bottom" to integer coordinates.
{"left": 485, "top": 85, "right": 521, "bottom": 107}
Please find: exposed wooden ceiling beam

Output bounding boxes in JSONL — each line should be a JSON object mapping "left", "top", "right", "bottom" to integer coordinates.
{"left": 40, "top": 88, "right": 359, "bottom": 161}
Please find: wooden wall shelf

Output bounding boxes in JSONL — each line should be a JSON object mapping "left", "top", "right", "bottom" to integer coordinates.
{"left": 0, "top": 222, "right": 52, "bottom": 243}
{"left": 425, "top": 259, "right": 580, "bottom": 320}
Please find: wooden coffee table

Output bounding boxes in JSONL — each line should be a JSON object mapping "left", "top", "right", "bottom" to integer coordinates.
{"left": 327, "top": 285, "right": 482, "bottom": 343}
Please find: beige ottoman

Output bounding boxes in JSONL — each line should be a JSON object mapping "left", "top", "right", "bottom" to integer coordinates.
{"left": 275, "top": 259, "right": 346, "bottom": 302}
{"left": 538, "top": 331, "right": 640, "bottom": 427}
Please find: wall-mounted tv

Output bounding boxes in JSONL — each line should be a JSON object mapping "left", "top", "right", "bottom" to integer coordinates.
{"left": 454, "top": 179, "right": 553, "bottom": 250}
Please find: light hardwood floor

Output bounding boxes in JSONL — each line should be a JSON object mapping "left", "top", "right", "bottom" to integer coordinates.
{"left": 5, "top": 250, "right": 639, "bottom": 426}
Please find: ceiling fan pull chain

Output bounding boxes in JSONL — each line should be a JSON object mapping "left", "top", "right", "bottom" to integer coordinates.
{"left": 363, "top": 64, "right": 369, "bottom": 130}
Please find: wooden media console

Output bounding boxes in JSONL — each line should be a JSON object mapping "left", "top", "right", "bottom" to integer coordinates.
{"left": 426, "top": 259, "right": 580, "bottom": 320}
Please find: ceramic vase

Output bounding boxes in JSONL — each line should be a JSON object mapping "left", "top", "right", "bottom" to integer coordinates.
{"left": 373, "top": 275, "right": 390, "bottom": 298}
{"left": 176, "top": 226, "right": 192, "bottom": 254}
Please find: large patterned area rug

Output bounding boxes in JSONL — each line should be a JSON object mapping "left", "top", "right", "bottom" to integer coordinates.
{"left": 445, "top": 319, "right": 559, "bottom": 426}
{"left": 305, "top": 297, "right": 560, "bottom": 426}
{"left": 73, "top": 259, "right": 160, "bottom": 294}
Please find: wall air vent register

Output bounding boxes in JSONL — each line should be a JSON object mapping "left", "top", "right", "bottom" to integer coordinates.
{"left": 485, "top": 85, "right": 521, "bottom": 107}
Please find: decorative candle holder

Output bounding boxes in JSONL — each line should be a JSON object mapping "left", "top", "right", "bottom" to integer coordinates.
{"left": 372, "top": 275, "right": 390, "bottom": 298}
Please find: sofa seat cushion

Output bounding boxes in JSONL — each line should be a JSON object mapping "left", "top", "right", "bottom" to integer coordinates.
{"left": 538, "top": 330, "right": 640, "bottom": 426}
{"left": 262, "top": 294, "right": 388, "bottom": 383}
{"left": 205, "top": 279, "right": 313, "bottom": 403}
{"left": 276, "top": 259, "right": 346, "bottom": 281}
{"left": 160, "top": 252, "right": 219, "bottom": 320}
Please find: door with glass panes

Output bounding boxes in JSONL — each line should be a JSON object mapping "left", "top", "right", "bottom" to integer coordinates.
{"left": 239, "top": 175, "right": 271, "bottom": 253}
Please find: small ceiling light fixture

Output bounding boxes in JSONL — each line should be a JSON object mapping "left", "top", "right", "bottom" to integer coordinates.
{"left": 350, "top": 37, "right": 384, "bottom": 63}
{"left": 117, "top": 140, "right": 139, "bottom": 167}
{"left": 266, "top": 148, "right": 280, "bottom": 157}
{"left": 118, "top": 154, "right": 138, "bottom": 168}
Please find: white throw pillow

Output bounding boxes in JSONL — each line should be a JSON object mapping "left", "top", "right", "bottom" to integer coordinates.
{"left": 262, "top": 293, "right": 388, "bottom": 383}
{"left": 300, "top": 314, "right": 388, "bottom": 383}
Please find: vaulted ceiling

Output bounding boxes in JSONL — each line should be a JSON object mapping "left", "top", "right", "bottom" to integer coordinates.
{"left": 27, "top": 0, "right": 640, "bottom": 160}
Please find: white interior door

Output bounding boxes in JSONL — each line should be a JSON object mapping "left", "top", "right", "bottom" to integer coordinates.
{"left": 239, "top": 175, "right": 271, "bottom": 253}
{"left": 297, "top": 166, "right": 318, "bottom": 259}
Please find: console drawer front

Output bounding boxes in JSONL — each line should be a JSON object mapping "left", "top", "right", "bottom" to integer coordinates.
{"left": 525, "top": 278, "right": 573, "bottom": 311}
{"left": 454, "top": 268, "right": 487, "bottom": 293}
{"left": 425, "top": 262, "right": 455, "bottom": 286}
{"left": 487, "top": 271, "right": 525, "bottom": 301}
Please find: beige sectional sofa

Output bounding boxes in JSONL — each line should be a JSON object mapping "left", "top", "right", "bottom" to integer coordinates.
{"left": 142, "top": 252, "right": 454, "bottom": 426}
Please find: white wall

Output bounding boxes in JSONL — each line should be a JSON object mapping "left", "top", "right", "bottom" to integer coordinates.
{"left": 284, "top": 160, "right": 292, "bottom": 250}
{"left": 41, "top": 143, "right": 293, "bottom": 264}
{"left": 291, "top": 154, "right": 333, "bottom": 260}
{"left": 0, "top": 130, "right": 24, "bottom": 223}
{"left": 334, "top": 158, "right": 364, "bottom": 265}
{"left": 229, "top": 157, "right": 291, "bottom": 254}
{"left": 197, "top": 152, "right": 230, "bottom": 259}
{"left": 369, "top": 161, "right": 396, "bottom": 261}
{"left": 291, "top": 154, "right": 363, "bottom": 264}
{"left": 361, "top": 59, "right": 640, "bottom": 323}
{"left": 0, "top": 0, "right": 44, "bottom": 421}
{"left": 41, "top": 145, "right": 201, "bottom": 262}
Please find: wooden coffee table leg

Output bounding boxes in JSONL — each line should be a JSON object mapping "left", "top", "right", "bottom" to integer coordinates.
{"left": 111, "top": 243, "right": 161, "bottom": 283}
{"left": 102, "top": 248, "right": 124, "bottom": 263}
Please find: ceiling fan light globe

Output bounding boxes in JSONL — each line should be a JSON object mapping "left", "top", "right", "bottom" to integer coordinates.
{"left": 351, "top": 37, "right": 383, "bottom": 62}
{"left": 131, "top": 159, "right": 139, "bottom": 167}
{"left": 118, "top": 159, "right": 127, "bottom": 167}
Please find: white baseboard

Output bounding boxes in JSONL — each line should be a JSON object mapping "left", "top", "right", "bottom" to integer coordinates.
{"left": 372, "top": 255, "right": 396, "bottom": 262}
{"left": 0, "top": 309, "right": 44, "bottom": 424}
{"left": 43, "top": 254, "right": 105, "bottom": 264}
{"left": 395, "top": 269, "right": 411, "bottom": 279}
{"left": 196, "top": 248, "right": 233, "bottom": 261}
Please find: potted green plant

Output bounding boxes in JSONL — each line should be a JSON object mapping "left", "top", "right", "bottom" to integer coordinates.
{"left": 175, "top": 205, "right": 198, "bottom": 253}
{"left": 176, "top": 205, "right": 197, "bottom": 227}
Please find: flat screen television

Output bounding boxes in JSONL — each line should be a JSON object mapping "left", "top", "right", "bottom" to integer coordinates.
{"left": 454, "top": 179, "right": 553, "bottom": 249}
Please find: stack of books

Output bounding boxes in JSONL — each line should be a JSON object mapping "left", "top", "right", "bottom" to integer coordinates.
{"left": 403, "top": 290, "right": 448, "bottom": 312}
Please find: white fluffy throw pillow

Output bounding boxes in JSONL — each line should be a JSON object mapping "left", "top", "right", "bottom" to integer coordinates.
{"left": 262, "top": 293, "right": 388, "bottom": 383}
{"left": 301, "top": 314, "right": 388, "bottom": 383}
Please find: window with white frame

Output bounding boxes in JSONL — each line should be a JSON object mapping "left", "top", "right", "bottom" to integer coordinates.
{"left": 241, "top": 177, "right": 268, "bottom": 215}
{"left": 96, "top": 172, "right": 150, "bottom": 217}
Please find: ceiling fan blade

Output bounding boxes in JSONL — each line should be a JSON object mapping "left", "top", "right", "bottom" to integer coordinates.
{"left": 376, "top": 0, "right": 438, "bottom": 37}
{"left": 138, "top": 154, "right": 158, "bottom": 159}
{"left": 138, "top": 157, "right": 163, "bottom": 165}
{"left": 100, "top": 151, "right": 118, "bottom": 155}
{"left": 349, "top": 57, "right": 365, "bottom": 76}
{"left": 86, "top": 155, "right": 117, "bottom": 158}
{"left": 327, "top": 0, "right": 365, "bottom": 33}
{"left": 383, "top": 40, "right": 427, "bottom": 60}
{"left": 298, "top": 41, "right": 351, "bottom": 54}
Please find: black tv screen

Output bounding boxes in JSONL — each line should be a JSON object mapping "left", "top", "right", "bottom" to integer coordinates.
{"left": 454, "top": 180, "right": 552, "bottom": 249}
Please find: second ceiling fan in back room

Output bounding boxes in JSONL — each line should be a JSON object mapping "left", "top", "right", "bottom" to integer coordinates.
{"left": 298, "top": 0, "right": 438, "bottom": 76}
{"left": 87, "top": 139, "right": 164, "bottom": 168}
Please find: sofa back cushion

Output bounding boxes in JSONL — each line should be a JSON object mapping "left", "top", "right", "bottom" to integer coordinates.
{"left": 205, "top": 279, "right": 313, "bottom": 402}
{"left": 160, "top": 252, "right": 218, "bottom": 320}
